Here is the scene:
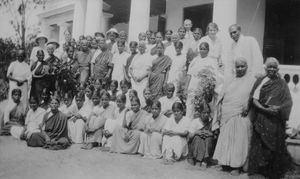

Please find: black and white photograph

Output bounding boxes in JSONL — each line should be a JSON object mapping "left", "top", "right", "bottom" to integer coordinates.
{"left": 0, "top": 0, "right": 299, "bottom": 178}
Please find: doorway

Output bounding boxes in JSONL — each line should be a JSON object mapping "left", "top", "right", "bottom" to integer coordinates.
{"left": 183, "top": 3, "right": 213, "bottom": 34}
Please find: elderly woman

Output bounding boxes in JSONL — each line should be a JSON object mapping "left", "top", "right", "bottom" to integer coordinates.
{"left": 30, "top": 33, "right": 49, "bottom": 67}
{"left": 27, "top": 97, "right": 70, "bottom": 150}
{"left": 213, "top": 58, "right": 255, "bottom": 175}
{"left": 110, "top": 97, "right": 151, "bottom": 154}
{"left": 148, "top": 42, "right": 172, "bottom": 100}
{"left": 248, "top": 58, "right": 293, "bottom": 179}
{"left": 0, "top": 89, "right": 27, "bottom": 137}
{"left": 138, "top": 101, "right": 168, "bottom": 158}
{"left": 7, "top": 49, "right": 31, "bottom": 108}
{"left": 129, "top": 41, "right": 153, "bottom": 105}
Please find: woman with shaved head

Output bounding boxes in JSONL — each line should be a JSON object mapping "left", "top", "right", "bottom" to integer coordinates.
{"left": 213, "top": 57, "right": 255, "bottom": 175}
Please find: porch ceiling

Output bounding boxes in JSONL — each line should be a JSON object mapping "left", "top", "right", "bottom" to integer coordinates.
{"left": 103, "top": 0, "right": 166, "bottom": 25}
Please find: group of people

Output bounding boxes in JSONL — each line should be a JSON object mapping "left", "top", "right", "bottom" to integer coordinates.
{"left": 0, "top": 19, "right": 294, "bottom": 179}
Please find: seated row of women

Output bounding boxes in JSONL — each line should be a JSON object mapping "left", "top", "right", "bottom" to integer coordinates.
{"left": 0, "top": 84, "right": 215, "bottom": 167}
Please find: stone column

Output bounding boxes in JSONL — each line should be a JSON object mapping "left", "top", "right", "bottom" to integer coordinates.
{"left": 213, "top": 0, "right": 237, "bottom": 44}
{"left": 59, "top": 23, "right": 68, "bottom": 44}
{"left": 84, "top": 0, "right": 103, "bottom": 36}
{"left": 128, "top": 0, "right": 151, "bottom": 42}
{"left": 213, "top": 0, "right": 237, "bottom": 86}
{"left": 72, "top": 0, "right": 87, "bottom": 40}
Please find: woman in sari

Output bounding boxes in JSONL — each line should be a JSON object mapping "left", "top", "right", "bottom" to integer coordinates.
{"left": 110, "top": 97, "right": 151, "bottom": 154}
{"left": 0, "top": 89, "right": 27, "bottom": 136}
{"left": 7, "top": 49, "right": 31, "bottom": 108}
{"left": 248, "top": 58, "right": 293, "bottom": 179}
{"left": 30, "top": 50, "right": 50, "bottom": 104}
{"left": 124, "top": 41, "right": 138, "bottom": 84}
{"left": 83, "top": 91, "right": 117, "bottom": 149}
{"left": 129, "top": 41, "right": 153, "bottom": 104}
{"left": 162, "top": 102, "right": 190, "bottom": 164}
{"left": 68, "top": 91, "right": 93, "bottom": 144}
{"left": 102, "top": 94, "right": 127, "bottom": 148}
{"left": 187, "top": 102, "right": 215, "bottom": 168}
{"left": 27, "top": 97, "right": 70, "bottom": 150}
{"left": 149, "top": 32, "right": 164, "bottom": 56}
{"left": 91, "top": 37, "right": 113, "bottom": 88}
{"left": 213, "top": 58, "right": 255, "bottom": 175}
{"left": 148, "top": 42, "right": 172, "bottom": 100}
{"left": 22, "top": 97, "right": 46, "bottom": 140}
{"left": 184, "top": 42, "right": 220, "bottom": 119}
{"left": 139, "top": 101, "right": 168, "bottom": 159}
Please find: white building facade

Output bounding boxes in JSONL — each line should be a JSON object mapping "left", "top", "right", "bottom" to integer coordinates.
{"left": 39, "top": 0, "right": 299, "bottom": 128}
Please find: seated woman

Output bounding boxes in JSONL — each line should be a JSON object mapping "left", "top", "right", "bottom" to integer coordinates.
{"left": 102, "top": 94, "right": 127, "bottom": 148}
{"left": 27, "top": 97, "right": 70, "bottom": 150}
{"left": 162, "top": 102, "right": 190, "bottom": 164}
{"left": 68, "top": 91, "right": 92, "bottom": 144}
{"left": 187, "top": 102, "right": 215, "bottom": 168}
{"left": 22, "top": 97, "right": 46, "bottom": 140}
{"left": 83, "top": 91, "right": 117, "bottom": 149}
{"left": 138, "top": 101, "right": 168, "bottom": 159}
{"left": 141, "top": 88, "right": 153, "bottom": 114}
{"left": 248, "top": 58, "right": 293, "bottom": 179}
{"left": 0, "top": 89, "right": 27, "bottom": 137}
{"left": 110, "top": 97, "right": 151, "bottom": 154}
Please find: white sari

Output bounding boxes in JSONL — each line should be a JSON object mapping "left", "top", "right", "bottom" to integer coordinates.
{"left": 213, "top": 74, "right": 255, "bottom": 168}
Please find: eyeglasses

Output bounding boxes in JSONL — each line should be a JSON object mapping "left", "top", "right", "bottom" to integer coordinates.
{"left": 230, "top": 31, "right": 238, "bottom": 35}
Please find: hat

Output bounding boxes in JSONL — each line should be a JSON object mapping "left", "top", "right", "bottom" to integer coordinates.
{"left": 35, "top": 33, "right": 48, "bottom": 44}
{"left": 47, "top": 39, "right": 60, "bottom": 49}
{"left": 106, "top": 28, "right": 119, "bottom": 37}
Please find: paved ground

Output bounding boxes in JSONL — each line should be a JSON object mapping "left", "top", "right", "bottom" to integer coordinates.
{"left": 0, "top": 136, "right": 254, "bottom": 179}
